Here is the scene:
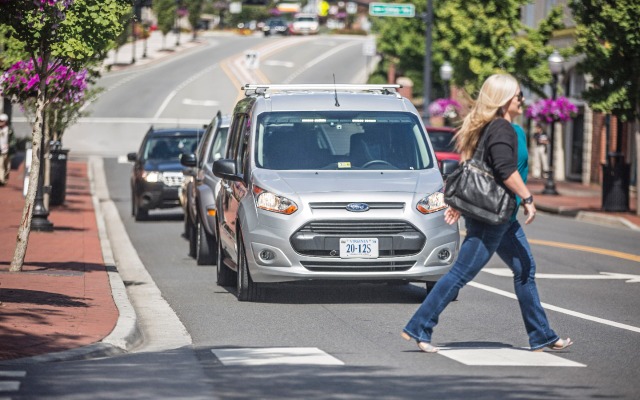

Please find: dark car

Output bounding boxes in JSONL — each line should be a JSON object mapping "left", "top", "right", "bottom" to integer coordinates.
{"left": 426, "top": 126, "right": 460, "bottom": 179}
{"left": 128, "top": 127, "right": 203, "bottom": 221}
{"left": 262, "top": 18, "right": 289, "bottom": 36}
{"left": 180, "top": 112, "right": 230, "bottom": 264}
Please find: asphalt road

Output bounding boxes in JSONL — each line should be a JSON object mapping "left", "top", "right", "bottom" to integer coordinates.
{"left": 6, "top": 33, "right": 640, "bottom": 400}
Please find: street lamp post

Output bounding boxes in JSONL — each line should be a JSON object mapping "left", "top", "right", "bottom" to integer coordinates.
{"left": 422, "top": 0, "right": 434, "bottom": 120}
{"left": 542, "top": 50, "right": 563, "bottom": 195}
{"left": 439, "top": 61, "right": 453, "bottom": 99}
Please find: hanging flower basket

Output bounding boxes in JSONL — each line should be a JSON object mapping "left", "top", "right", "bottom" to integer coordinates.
{"left": 526, "top": 96, "right": 577, "bottom": 124}
{"left": 428, "top": 98, "right": 461, "bottom": 119}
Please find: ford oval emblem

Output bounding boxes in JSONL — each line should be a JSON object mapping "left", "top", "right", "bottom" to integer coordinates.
{"left": 346, "top": 202, "right": 369, "bottom": 212}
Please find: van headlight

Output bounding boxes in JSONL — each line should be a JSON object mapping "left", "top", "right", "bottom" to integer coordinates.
{"left": 253, "top": 185, "right": 298, "bottom": 215}
{"left": 416, "top": 189, "right": 448, "bottom": 214}
{"left": 143, "top": 171, "right": 162, "bottom": 183}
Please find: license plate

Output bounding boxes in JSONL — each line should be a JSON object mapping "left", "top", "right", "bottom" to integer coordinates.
{"left": 339, "top": 238, "right": 379, "bottom": 258}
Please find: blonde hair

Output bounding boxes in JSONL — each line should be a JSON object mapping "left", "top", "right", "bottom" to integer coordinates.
{"left": 455, "top": 74, "right": 520, "bottom": 160}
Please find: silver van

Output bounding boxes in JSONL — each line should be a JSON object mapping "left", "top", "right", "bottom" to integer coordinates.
{"left": 214, "top": 84, "right": 459, "bottom": 301}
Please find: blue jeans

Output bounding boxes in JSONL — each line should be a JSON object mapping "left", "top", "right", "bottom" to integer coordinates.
{"left": 403, "top": 217, "right": 559, "bottom": 350}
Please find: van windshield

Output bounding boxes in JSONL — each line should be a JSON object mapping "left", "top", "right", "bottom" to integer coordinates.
{"left": 255, "top": 111, "right": 435, "bottom": 170}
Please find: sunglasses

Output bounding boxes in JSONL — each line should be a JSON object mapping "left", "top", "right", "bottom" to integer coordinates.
{"left": 516, "top": 91, "right": 524, "bottom": 102}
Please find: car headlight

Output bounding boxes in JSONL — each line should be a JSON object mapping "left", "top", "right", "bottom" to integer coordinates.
{"left": 143, "top": 171, "right": 162, "bottom": 183}
{"left": 416, "top": 189, "right": 448, "bottom": 214}
{"left": 253, "top": 185, "right": 298, "bottom": 215}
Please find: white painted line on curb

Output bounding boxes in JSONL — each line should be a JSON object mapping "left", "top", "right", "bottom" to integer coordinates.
{"left": 212, "top": 348, "right": 344, "bottom": 366}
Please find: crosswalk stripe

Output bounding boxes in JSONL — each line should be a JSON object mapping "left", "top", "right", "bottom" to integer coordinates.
{"left": 211, "top": 347, "right": 344, "bottom": 366}
{"left": 0, "top": 381, "right": 21, "bottom": 391}
{"left": 0, "top": 371, "right": 26, "bottom": 378}
{"left": 438, "top": 347, "right": 586, "bottom": 367}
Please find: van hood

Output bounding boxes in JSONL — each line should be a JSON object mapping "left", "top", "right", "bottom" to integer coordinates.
{"left": 252, "top": 169, "right": 443, "bottom": 195}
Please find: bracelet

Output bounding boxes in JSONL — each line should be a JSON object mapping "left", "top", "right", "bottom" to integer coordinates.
{"left": 523, "top": 195, "right": 534, "bottom": 204}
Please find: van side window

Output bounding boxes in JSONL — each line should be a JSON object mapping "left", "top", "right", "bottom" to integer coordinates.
{"left": 237, "top": 117, "right": 251, "bottom": 175}
{"left": 227, "top": 114, "right": 247, "bottom": 160}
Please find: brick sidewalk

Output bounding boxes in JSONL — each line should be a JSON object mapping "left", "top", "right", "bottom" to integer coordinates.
{"left": 0, "top": 161, "right": 118, "bottom": 361}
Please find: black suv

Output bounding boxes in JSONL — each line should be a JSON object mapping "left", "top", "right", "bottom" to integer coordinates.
{"left": 128, "top": 127, "right": 203, "bottom": 221}
{"left": 180, "top": 112, "right": 230, "bottom": 264}
{"left": 262, "top": 18, "right": 289, "bottom": 36}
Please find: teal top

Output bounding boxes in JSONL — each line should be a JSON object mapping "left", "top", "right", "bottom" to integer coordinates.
{"left": 511, "top": 123, "right": 529, "bottom": 221}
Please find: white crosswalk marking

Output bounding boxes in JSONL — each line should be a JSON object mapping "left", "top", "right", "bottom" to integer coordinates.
{"left": 0, "top": 370, "right": 26, "bottom": 394}
{"left": 438, "top": 347, "right": 586, "bottom": 367}
{"left": 212, "top": 347, "right": 344, "bottom": 366}
{"left": 0, "top": 371, "right": 26, "bottom": 378}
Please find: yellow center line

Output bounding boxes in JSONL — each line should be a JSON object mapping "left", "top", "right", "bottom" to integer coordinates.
{"left": 527, "top": 239, "right": 640, "bottom": 263}
{"left": 460, "top": 230, "right": 640, "bottom": 263}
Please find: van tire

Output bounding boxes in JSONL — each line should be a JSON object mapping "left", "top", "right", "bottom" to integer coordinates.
{"left": 236, "top": 230, "right": 259, "bottom": 301}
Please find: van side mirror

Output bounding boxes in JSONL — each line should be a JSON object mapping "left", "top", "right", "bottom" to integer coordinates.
{"left": 440, "top": 159, "right": 459, "bottom": 181}
{"left": 213, "top": 159, "right": 241, "bottom": 181}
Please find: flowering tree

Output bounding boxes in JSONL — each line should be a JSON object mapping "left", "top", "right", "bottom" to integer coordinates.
{"left": 526, "top": 97, "right": 578, "bottom": 124}
{"left": 428, "top": 98, "right": 461, "bottom": 119}
{"left": 0, "top": 0, "right": 131, "bottom": 272}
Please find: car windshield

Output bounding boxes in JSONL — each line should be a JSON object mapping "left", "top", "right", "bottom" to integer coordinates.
{"left": 428, "top": 131, "right": 456, "bottom": 153}
{"left": 144, "top": 135, "right": 198, "bottom": 161}
{"left": 255, "top": 111, "right": 435, "bottom": 170}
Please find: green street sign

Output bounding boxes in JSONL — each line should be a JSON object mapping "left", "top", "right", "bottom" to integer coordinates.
{"left": 369, "top": 3, "right": 415, "bottom": 18}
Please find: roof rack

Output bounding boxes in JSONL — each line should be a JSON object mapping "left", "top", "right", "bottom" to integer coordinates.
{"left": 242, "top": 84, "right": 402, "bottom": 97}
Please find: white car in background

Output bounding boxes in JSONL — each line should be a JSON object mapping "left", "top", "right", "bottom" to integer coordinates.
{"left": 290, "top": 13, "right": 319, "bottom": 35}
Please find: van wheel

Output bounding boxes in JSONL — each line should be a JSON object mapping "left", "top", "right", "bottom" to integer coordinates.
{"left": 196, "top": 220, "right": 216, "bottom": 265}
{"left": 216, "top": 225, "right": 235, "bottom": 286}
{"left": 236, "top": 230, "right": 259, "bottom": 301}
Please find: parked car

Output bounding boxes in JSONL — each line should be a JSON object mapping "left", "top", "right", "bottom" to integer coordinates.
{"left": 213, "top": 84, "right": 460, "bottom": 301}
{"left": 426, "top": 126, "right": 460, "bottom": 179}
{"left": 180, "top": 112, "right": 231, "bottom": 264}
{"left": 263, "top": 18, "right": 289, "bottom": 36}
{"left": 128, "top": 127, "right": 203, "bottom": 221}
{"left": 289, "top": 13, "right": 319, "bottom": 35}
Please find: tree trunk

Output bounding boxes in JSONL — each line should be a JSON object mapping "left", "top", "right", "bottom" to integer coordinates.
{"left": 10, "top": 90, "right": 45, "bottom": 272}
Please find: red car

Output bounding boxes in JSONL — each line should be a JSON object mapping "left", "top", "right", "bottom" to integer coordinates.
{"left": 426, "top": 126, "right": 460, "bottom": 179}
{"left": 427, "top": 126, "right": 460, "bottom": 165}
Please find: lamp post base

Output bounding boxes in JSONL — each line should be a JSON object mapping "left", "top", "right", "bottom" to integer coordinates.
{"left": 541, "top": 170, "right": 559, "bottom": 195}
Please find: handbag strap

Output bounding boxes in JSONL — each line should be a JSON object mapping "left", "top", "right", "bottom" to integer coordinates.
{"left": 471, "top": 119, "right": 498, "bottom": 162}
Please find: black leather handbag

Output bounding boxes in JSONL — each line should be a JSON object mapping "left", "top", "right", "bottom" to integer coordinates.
{"left": 444, "top": 121, "right": 516, "bottom": 225}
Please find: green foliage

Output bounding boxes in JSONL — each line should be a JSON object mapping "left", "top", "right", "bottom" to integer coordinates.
{"left": 570, "top": 0, "right": 640, "bottom": 121}
{"left": 155, "top": 0, "right": 178, "bottom": 36}
{"left": 0, "top": 26, "right": 28, "bottom": 70}
{"left": 227, "top": 6, "right": 271, "bottom": 28}
{"left": 186, "top": 0, "right": 205, "bottom": 34}
{"left": 372, "top": 0, "right": 563, "bottom": 98}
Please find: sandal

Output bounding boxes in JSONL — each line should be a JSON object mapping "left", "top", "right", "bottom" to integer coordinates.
{"left": 533, "top": 337, "right": 573, "bottom": 352}
{"left": 401, "top": 332, "right": 440, "bottom": 353}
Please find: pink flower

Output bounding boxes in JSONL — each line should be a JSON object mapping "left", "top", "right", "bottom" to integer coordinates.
{"left": 526, "top": 97, "right": 577, "bottom": 123}
{"left": 429, "top": 98, "right": 461, "bottom": 118}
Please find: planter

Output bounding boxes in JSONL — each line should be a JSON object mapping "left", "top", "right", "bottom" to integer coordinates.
{"left": 49, "top": 147, "right": 70, "bottom": 206}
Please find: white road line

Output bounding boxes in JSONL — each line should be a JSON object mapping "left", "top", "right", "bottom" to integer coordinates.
{"left": 12, "top": 117, "right": 211, "bottom": 125}
{"left": 284, "top": 40, "right": 362, "bottom": 84}
{"left": 153, "top": 64, "right": 218, "bottom": 119}
{"left": 484, "top": 268, "right": 640, "bottom": 282}
{"left": 181, "top": 98, "right": 220, "bottom": 107}
{"left": 211, "top": 347, "right": 344, "bottom": 366}
{"left": 263, "top": 60, "right": 295, "bottom": 68}
{"left": 438, "top": 347, "right": 586, "bottom": 367}
{"left": 469, "top": 281, "right": 640, "bottom": 333}
{"left": 0, "top": 371, "right": 26, "bottom": 378}
{"left": 0, "top": 381, "right": 21, "bottom": 391}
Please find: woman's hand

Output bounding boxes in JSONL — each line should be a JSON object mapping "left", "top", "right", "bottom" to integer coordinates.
{"left": 523, "top": 202, "right": 537, "bottom": 225}
{"left": 444, "top": 207, "right": 461, "bottom": 225}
